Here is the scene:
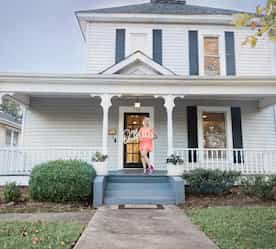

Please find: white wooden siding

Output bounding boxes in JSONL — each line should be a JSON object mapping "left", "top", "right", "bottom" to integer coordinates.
{"left": 87, "top": 24, "right": 115, "bottom": 74}
{"left": 236, "top": 30, "right": 274, "bottom": 76}
{"left": 23, "top": 97, "right": 276, "bottom": 170}
{"left": 24, "top": 98, "right": 102, "bottom": 147}
{"left": 87, "top": 23, "right": 275, "bottom": 76}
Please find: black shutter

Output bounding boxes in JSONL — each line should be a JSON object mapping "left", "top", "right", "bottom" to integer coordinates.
{"left": 225, "top": 32, "right": 236, "bottom": 76}
{"left": 189, "top": 31, "right": 199, "bottom": 76}
{"left": 115, "top": 29, "right": 125, "bottom": 63}
{"left": 153, "top": 29, "right": 163, "bottom": 65}
{"left": 187, "top": 106, "right": 198, "bottom": 162}
{"left": 231, "top": 107, "right": 244, "bottom": 163}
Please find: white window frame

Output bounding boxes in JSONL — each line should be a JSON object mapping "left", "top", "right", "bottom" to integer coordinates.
{"left": 198, "top": 31, "right": 226, "bottom": 76}
{"left": 197, "top": 106, "right": 233, "bottom": 161}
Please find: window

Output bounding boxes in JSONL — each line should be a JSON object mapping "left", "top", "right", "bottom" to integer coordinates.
{"left": 5, "top": 129, "right": 19, "bottom": 147}
{"left": 202, "top": 112, "right": 227, "bottom": 149}
{"left": 13, "top": 131, "right": 19, "bottom": 146}
{"left": 198, "top": 107, "right": 232, "bottom": 160}
{"left": 204, "top": 37, "right": 220, "bottom": 76}
{"left": 5, "top": 129, "right": 12, "bottom": 146}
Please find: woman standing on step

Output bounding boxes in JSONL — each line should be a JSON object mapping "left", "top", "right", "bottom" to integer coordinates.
{"left": 139, "top": 117, "right": 157, "bottom": 175}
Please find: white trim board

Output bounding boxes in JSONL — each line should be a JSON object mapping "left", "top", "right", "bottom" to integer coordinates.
{"left": 118, "top": 106, "right": 155, "bottom": 169}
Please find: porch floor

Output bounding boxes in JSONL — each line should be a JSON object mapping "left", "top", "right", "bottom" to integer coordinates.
{"left": 108, "top": 169, "right": 168, "bottom": 176}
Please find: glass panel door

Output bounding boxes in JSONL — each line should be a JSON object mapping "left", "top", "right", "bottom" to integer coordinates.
{"left": 124, "top": 113, "right": 149, "bottom": 168}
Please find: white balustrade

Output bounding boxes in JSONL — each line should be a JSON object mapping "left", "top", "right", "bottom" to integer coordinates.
{"left": 0, "top": 147, "right": 101, "bottom": 175}
{"left": 0, "top": 147, "right": 276, "bottom": 176}
{"left": 174, "top": 148, "right": 276, "bottom": 175}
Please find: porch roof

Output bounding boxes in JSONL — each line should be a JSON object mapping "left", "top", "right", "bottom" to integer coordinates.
{"left": 1, "top": 73, "right": 276, "bottom": 108}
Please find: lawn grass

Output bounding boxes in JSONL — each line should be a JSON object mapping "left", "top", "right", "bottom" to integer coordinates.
{"left": 0, "top": 221, "right": 84, "bottom": 249}
{"left": 187, "top": 207, "right": 276, "bottom": 249}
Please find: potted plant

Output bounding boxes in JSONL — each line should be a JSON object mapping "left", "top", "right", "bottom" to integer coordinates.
{"left": 92, "top": 152, "right": 108, "bottom": 175}
{"left": 166, "top": 154, "right": 184, "bottom": 176}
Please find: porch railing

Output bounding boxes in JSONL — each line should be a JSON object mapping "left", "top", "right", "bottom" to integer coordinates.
{"left": 174, "top": 148, "right": 276, "bottom": 175}
{"left": 0, "top": 147, "right": 101, "bottom": 176}
{"left": 0, "top": 147, "right": 276, "bottom": 176}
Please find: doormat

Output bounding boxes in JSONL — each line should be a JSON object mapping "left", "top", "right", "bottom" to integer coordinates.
{"left": 118, "top": 204, "right": 164, "bottom": 210}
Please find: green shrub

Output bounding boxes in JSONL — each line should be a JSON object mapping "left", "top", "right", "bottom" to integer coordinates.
{"left": 240, "top": 175, "right": 276, "bottom": 200}
{"left": 3, "top": 182, "right": 21, "bottom": 203}
{"left": 184, "top": 168, "right": 241, "bottom": 195}
{"left": 29, "top": 160, "right": 96, "bottom": 203}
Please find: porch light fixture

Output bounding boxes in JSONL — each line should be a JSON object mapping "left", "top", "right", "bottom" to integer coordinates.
{"left": 134, "top": 97, "right": 141, "bottom": 109}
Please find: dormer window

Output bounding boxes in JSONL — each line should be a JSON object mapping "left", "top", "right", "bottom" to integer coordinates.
{"left": 204, "top": 36, "right": 220, "bottom": 76}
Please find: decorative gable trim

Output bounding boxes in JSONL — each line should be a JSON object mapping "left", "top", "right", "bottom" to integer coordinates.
{"left": 100, "top": 51, "right": 175, "bottom": 75}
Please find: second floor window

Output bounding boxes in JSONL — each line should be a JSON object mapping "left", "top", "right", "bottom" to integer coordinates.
{"left": 204, "top": 36, "right": 220, "bottom": 76}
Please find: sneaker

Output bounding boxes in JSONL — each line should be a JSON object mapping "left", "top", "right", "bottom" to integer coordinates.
{"left": 150, "top": 165, "right": 155, "bottom": 173}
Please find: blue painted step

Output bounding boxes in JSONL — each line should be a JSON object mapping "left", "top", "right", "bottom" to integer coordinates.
{"left": 103, "top": 175, "right": 177, "bottom": 205}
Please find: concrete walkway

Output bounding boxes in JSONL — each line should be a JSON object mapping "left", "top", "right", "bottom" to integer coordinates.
{"left": 74, "top": 206, "right": 217, "bottom": 249}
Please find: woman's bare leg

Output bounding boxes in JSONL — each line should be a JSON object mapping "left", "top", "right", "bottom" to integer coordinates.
{"left": 141, "top": 151, "right": 151, "bottom": 168}
{"left": 140, "top": 155, "right": 147, "bottom": 173}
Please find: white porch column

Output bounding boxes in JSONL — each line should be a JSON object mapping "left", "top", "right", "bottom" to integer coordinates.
{"left": 163, "top": 95, "right": 176, "bottom": 156}
{"left": 100, "top": 94, "right": 112, "bottom": 155}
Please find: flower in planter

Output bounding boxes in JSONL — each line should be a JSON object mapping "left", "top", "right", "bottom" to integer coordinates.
{"left": 92, "top": 152, "right": 108, "bottom": 162}
{"left": 166, "top": 154, "right": 184, "bottom": 165}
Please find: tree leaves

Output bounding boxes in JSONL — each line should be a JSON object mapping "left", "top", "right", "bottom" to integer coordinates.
{"left": 233, "top": 0, "right": 276, "bottom": 46}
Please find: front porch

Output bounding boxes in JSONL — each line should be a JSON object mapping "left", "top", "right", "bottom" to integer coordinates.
{"left": 1, "top": 72, "right": 276, "bottom": 181}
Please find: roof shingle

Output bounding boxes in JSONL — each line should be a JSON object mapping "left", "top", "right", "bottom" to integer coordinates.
{"left": 76, "top": 2, "right": 241, "bottom": 16}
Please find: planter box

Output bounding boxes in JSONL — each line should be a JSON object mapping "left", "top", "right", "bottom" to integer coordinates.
{"left": 92, "top": 162, "right": 108, "bottom": 176}
{"left": 167, "top": 163, "right": 184, "bottom": 176}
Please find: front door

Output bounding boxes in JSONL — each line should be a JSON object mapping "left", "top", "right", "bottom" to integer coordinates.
{"left": 123, "top": 112, "right": 149, "bottom": 168}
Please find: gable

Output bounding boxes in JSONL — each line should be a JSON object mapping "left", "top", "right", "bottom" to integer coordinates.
{"left": 100, "top": 51, "right": 175, "bottom": 75}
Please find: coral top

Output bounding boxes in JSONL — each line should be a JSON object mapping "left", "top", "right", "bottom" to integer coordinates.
{"left": 139, "top": 127, "right": 154, "bottom": 152}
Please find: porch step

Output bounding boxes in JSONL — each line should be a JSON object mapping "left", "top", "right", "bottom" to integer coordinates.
{"left": 103, "top": 175, "right": 178, "bottom": 205}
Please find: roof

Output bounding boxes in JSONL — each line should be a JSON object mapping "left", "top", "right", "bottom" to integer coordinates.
{"left": 76, "top": 2, "right": 240, "bottom": 16}
{"left": 0, "top": 112, "right": 21, "bottom": 129}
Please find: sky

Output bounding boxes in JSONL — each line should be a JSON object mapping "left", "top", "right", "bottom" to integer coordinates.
{"left": 0, "top": 0, "right": 267, "bottom": 74}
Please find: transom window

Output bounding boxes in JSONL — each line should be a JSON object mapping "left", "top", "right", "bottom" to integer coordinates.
{"left": 204, "top": 37, "right": 220, "bottom": 76}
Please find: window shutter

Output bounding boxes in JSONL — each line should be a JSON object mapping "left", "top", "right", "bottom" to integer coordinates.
{"left": 153, "top": 29, "right": 163, "bottom": 65}
{"left": 225, "top": 32, "right": 236, "bottom": 76}
{"left": 187, "top": 106, "right": 198, "bottom": 162}
{"left": 189, "top": 31, "right": 199, "bottom": 76}
{"left": 231, "top": 107, "right": 244, "bottom": 163}
{"left": 115, "top": 29, "right": 125, "bottom": 63}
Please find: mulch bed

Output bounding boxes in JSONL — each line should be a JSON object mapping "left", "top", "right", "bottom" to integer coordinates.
{"left": 181, "top": 190, "right": 276, "bottom": 209}
{"left": 0, "top": 186, "right": 93, "bottom": 213}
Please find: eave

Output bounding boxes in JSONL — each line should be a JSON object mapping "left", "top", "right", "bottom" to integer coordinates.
{"left": 1, "top": 73, "right": 276, "bottom": 96}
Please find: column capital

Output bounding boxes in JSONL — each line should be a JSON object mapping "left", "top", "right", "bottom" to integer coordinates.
{"left": 155, "top": 95, "right": 184, "bottom": 111}
{"left": 163, "top": 95, "right": 176, "bottom": 111}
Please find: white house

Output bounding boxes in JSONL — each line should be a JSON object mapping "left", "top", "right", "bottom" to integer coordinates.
{"left": 1, "top": 0, "right": 276, "bottom": 203}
